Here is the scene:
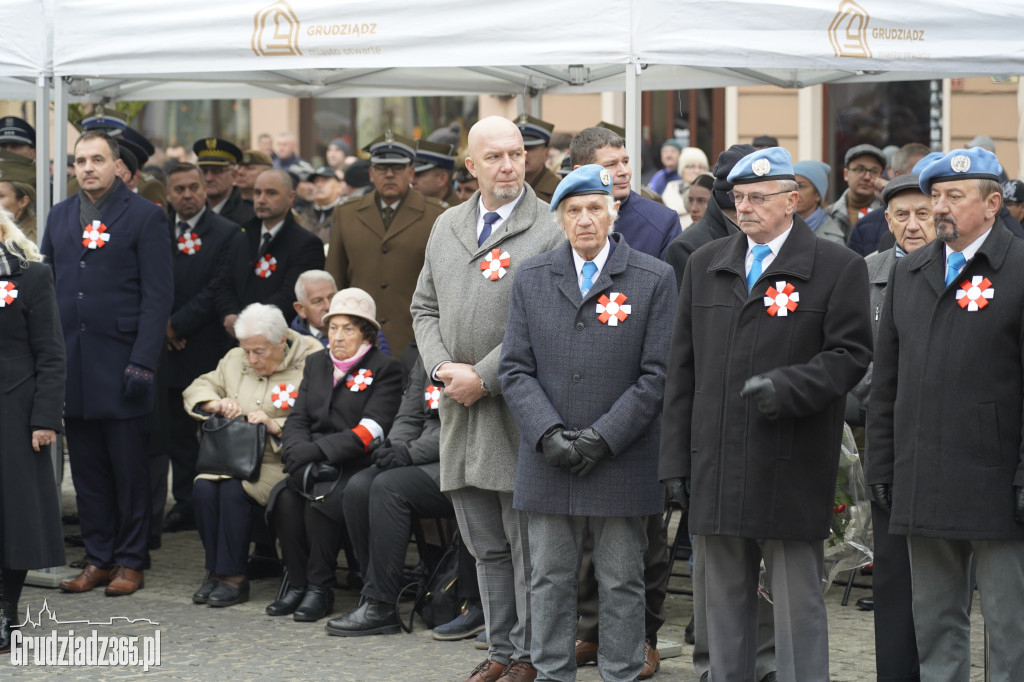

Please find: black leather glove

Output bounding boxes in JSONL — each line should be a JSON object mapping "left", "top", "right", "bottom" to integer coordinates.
{"left": 872, "top": 483, "right": 892, "bottom": 513}
{"left": 374, "top": 443, "right": 412, "bottom": 470}
{"left": 282, "top": 441, "right": 323, "bottom": 474}
{"left": 540, "top": 425, "right": 578, "bottom": 469}
{"left": 665, "top": 477, "right": 690, "bottom": 513}
{"left": 1015, "top": 487, "right": 1024, "bottom": 526}
{"left": 740, "top": 375, "right": 779, "bottom": 419}
{"left": 122, "top": 363, "right": 155, "bottom": 401}
{"left": 569, "top": 428, "right": 611, "bottom": 478}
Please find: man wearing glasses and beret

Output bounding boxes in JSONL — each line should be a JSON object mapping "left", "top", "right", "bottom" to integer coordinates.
{"left": 827, "top": 143, "right": 885, "bottom": 242}
{"left": 661, "top": 147, "right": 872, "bottom": 681}
{"left": 326, "top": 132, "right": 447, "bottom": 355}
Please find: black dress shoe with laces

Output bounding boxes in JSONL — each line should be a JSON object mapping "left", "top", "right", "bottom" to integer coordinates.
{"left": 266, "top": 586, "right": 307, "bottom": 616}
{"left": 293, "top": 585, "right": 334, "bottom": 622}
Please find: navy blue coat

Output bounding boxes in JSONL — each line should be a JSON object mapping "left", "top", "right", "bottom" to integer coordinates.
{"left": 499, "top": 235, "right": 677, "bottom": 517}
{"left": 166, "top": 208, "right": 245, "bottom": 388}
{"left": 614, "top": 190, "right": 682, "bottom": 261}
{"left": 41, "top": 181, "right": 173, "bottom": 419}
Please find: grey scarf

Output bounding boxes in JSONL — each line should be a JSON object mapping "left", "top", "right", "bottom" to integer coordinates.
{"left": 79, "top": 178, "right": 121, "bottom": 227}
{"left": 0, "top": 241, "right": 25, "bottom": 277}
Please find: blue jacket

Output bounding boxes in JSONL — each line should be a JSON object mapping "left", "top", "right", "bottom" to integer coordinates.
{"left": 42, "top": 180, "right": 173, "bottom": 419}
{"left": 614, "top": 191, "right": 682, "bottom": 261}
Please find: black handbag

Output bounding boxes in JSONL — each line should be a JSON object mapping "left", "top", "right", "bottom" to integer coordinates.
{"left": 196, "top": 416, "right": 266, "bottom": 482}
{"left": 398, "top": 532, "right": 462, "bottom": 632}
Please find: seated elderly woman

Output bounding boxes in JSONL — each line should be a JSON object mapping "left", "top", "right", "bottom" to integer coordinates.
{"left": 266, "top": 288, "right": 403, "bottom": 622}
{"left": 183, "top": 303, "right": 322, "bottom": 607}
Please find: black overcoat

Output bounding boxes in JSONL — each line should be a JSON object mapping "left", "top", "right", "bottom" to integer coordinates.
{"left": 660, "top": 217, "right": 872, "bottom": 540}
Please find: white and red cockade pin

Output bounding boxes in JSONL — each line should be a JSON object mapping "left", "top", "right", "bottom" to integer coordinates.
{"left": 271, "top": 383, "right": 298, "bottom": 410}
{"left": 346, "top": 369, "right": 374, "bottom": 392}
{"left": 956, "top": 275, "right": 993, "bottom": 311}
{"left": 596, "top": 292, "right": 631, "bottom": 326}
{"left": 81, "top": 220, "right": 110, "bottom": 249}
{"left": 424, "top": 385, "right": 441, "bottom": 410}
{"left": 764, "top": 281, "right": 799, "bottom": 316}
{"left": 479, "top": 249, "right": 511, "bottom": 281}
{"left": 0, "top": 281, "right": 17, "bottom": 307}
{"left": 177, "top": 232, "right": 202, "bottom": 255}
{"left": 254, "top": 253, "right": 277, "bottom": 278}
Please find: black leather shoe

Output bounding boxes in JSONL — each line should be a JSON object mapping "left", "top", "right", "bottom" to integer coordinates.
{"left": 192, "top": 576, "right": 218, "bottom": 604}
{"left": 293, "top": 585, "right": 334, "bottom": 622}
{"left": 266, "top": 586, "right": 307, "bottom": 616}
{"left": 856, "top": 596, "right": 874, "bottom": 611}
{"left": 162, "top": 509, "right": 196, "bottom": 533}
{"left": 759, "top": 673, "right": 778, "bottom": 682}
{"left": 207, "top": 579, "right": 249, "bottom": 607}
{"left": 0, "top": 605, "right": 19, "bottom": 654}
{"left": 325, "top": 597, "right": 401, "bottom": 637}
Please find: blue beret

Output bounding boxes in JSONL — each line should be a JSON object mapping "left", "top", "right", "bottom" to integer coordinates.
{"left": 727, "top": 146, "right": 795, "bottom": 185}
{"left": 0, "top": 116, "right": 34, "bottom": 147}
{"left": 792, "top": 161, "right": 830, "bottom": 201}
{"left": 549, "top": 164, "right": 612, "bottom": 212}
{"left": 918, "top": 147, "right": 1003, "bottom": 194}
{"left": 363, "top": 131, "right": 416, "bottom": 165}
{"left": 911, "top": 152, "right": 943, "bottom": 175}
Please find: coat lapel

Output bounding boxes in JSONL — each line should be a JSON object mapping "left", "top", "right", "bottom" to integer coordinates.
{"left": 553, "top": 241, "right": 583, "bottom": 308}
{"left": 908, "top": 240, "right": 948, "bottom": 298}
{"left": 356, "top": 192, "right": 388, "bottom": 242}
{"left": 708, "top": 232, "right": 750, "bottom": 302}
{"left": 384, "top": 191, "right": 424, "bottom": 242}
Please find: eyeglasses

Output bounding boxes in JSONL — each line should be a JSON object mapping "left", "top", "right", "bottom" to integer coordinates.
{"left": 372, "top": 164, "right": 407, "bottom": 175}
{"left": 848, "top": 166, "right": 882, "bottom": 177}
{"left": 728, "top": 190, "right": 791, "bottom": 206}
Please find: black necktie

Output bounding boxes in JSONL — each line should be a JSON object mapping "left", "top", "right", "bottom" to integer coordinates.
{"left": 177, "top": 220, "right": 190, "bottom": 237}
{"left": 260, "top": 232, "right": 272, "bottom": 254}
{"left": 479, "top": 212, "right": 501, "bottom": 247}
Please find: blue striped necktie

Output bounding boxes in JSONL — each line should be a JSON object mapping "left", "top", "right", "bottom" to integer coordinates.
{"left": 581, "top": 261, "right": 598, "bottom": 296}
{"left": 747, "top": 244, "right": 772, "bottom": 293}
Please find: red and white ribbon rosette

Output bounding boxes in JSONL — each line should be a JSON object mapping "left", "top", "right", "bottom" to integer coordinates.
{"left": 177, "top": 232, "right": 202, "bottom": 255}
{"left": 81, "top": 220, "right": 110, "bottom": 249}
{"left": 254, "top": 253, "right": 277, "bottom": 279}
{"left": 764, "top": 281, "right": 800, "bottom": 317}
{"left": 424, "top": 385, "right": 441, "bottom": 410}
{"left": 345, "top": 368, "right": 374, "bottom": 392}
{"left": 596, "top": 292, "right": 631, "bottom": 326}
{"left": 270, "top": 383, "right": 298, "bottom": 410}
{"left": 0, "top": 280, "right": 17, "bottom": 307}
{"left": 956, "top": 275, "right": 993, "bottom": 311}
{"left": 479, "top": 249, "right": 511, "bottom": 281}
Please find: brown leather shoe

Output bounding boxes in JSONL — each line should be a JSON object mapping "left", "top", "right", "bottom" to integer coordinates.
{"left": 464, "top": 658, "right": 506, "bottom": 682}
{"left": 639, "top": 638, "right": 661, "bottom": 679}
{"left": 59, "top": 564, "right": 113, "bottom": 593}
{"left": 105, "top": 566, "right": 144, "bottom": 596}
{"left": 497, "top": 660, "right": 537, "bottom": 681}
{"left": 575, "top": 639, "right": 599, "bottom": 666}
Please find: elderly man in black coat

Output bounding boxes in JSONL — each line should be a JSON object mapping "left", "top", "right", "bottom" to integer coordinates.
{"left": 500, "top": 165, "right": 677, "bottom": 681}
{"left": 661, "top": 147, "right": 872, "bottom": 682}
{"left": 867, "top": 148, "right": 1024, "bottom": 682}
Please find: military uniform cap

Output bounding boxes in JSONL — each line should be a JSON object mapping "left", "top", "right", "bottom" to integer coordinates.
{"left": 844, "top": 143, "right": 886, "bottom": 169}
{"left": 240, "top": 149, "right": 273, "bottom": 167}
{"left": 121, "top": 127, "right": 154, "bottom": 163}
{"left": 515, "top": 114, "right": 554, "bottom": 148}
{"left": 549, "top": 163, "right": 613, "bottom": 212}
{"left": 918, "top": 147, "right": 1003, "bottom": 194}
{"left": 557, "top": 154, "right": 573, "bottom": 178}
{"left": 81, "top": 113, "right": 127, "bottom": 133}
{"left": 880, "top": 173, "right": 924, "bottom": 206}
{"left": 596, "top": 121, "right": 626, "bottom": 140}
{"left": 727, "top": 147, "right": 795, "bottom": 185}
{"left": 414, "top": 140, "right": 457, "bottom": 173}
{"left": 363, "top": 131, "right": 416, "bottom": 165}
{"left": 0, "top": 116, "right": 35, "bottom": 147}
{"left": 193, "top": 138, "right": 243, "bottom": 167}
{"left": 117, "top": 139, "right": 145, "bottom": 173}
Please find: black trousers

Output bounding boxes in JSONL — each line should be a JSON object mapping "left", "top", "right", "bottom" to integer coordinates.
{"left": 872, "top": 503, "right": 920, "bottom": 682}
{"left": 66, "top": 416, "right": 150, "bottom": 571}
{"left": 577, "top": 512, "right": 669, "bottom": 645}
{"left": 272, "top": 487, "right": 344, "bottom": 588}
{"left": 342, "top": 465, "right": 453, "bottom": 603}
{"left": 193, "top": 478, "right": 254, "bottom": 575}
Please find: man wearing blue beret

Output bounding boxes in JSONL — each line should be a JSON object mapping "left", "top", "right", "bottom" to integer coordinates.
{"left": 868, "top": 147, "right": 1024, "bottom": 681}
{"left": 499, "top": 164, "right": 677, "bottom": 682}
{"left": 661, "top": 147, "right": 872, "bottom": 681}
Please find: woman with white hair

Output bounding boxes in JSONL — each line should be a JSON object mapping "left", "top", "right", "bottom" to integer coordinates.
{"left": 0, "top": 210, "right": 65, "bottom": 653}
{"left": 183, "top": 303, "right": 322, "bottom": 608}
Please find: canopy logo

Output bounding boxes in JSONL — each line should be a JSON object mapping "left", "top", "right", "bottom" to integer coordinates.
{"left": 252, "top": 0, "right": 303, "bottom": 57}
{"left": 828, "top": 0, "right": 871, "bottom": 59}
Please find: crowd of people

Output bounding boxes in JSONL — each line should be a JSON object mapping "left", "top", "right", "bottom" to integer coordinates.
{"left": 0, "top": 105, "right": 1022, "bottom": 682}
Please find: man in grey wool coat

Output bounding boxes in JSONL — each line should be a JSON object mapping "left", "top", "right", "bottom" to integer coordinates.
{"left": 411, "top": 116, "right": 564, "bottom": 682}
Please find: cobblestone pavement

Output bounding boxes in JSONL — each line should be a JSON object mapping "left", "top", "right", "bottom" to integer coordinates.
{"left": 4, "top": 465, "right": 987, "bottom": 680}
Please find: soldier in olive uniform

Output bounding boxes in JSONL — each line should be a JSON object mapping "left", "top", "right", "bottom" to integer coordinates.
{"left": 0, "top": 116, "right": 37, "bottom": 192}
{"left": 412, "top": 139, "right": 460, "bottom": 207}
{"left": 516, "top": 114, "right": 560, "bottom": 204}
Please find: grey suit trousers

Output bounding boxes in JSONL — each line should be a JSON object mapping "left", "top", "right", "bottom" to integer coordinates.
{"left": 698, "top": 535, "right": 829, "bottom": 682}
{"left": 529, "top": 513, "right": 647, "bottom": 682}
{"left": 907, "top": 536, "right": 1024, "bottom": 682}
{"left": 452, "top": 487, "right": 532, "bottom": 666}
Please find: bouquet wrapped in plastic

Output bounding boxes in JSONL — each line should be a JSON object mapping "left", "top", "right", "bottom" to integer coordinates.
{"left": 822, "top": 423, "right": 873, "bottom": 590}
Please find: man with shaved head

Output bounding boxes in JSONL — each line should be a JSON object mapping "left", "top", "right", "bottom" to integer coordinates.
{"left": 412, "top": 116, "right": 564, "bottom": 682}
{"left": 220, "top": 168, "right": 325, "bottom": 333}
